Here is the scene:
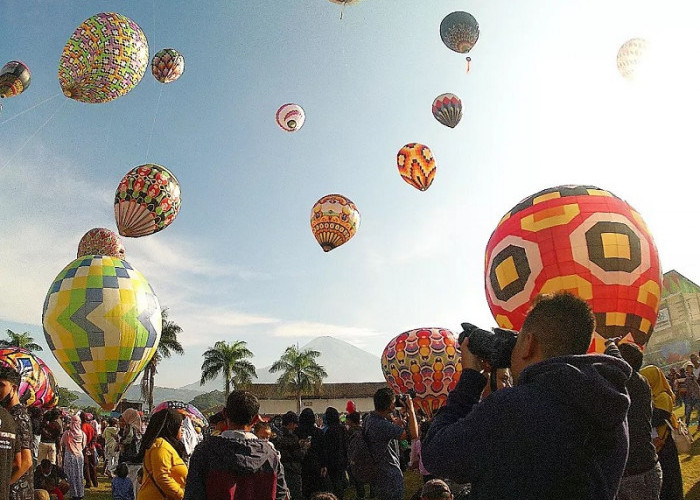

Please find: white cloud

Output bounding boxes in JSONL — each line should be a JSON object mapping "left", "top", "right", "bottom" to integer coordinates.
{"left": 272, "top": 321, "right": 382, "bottom": 339}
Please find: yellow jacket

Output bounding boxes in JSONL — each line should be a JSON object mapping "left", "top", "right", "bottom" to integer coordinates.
{"left": 138, "top": 438, "right": 188, "bottom": 500}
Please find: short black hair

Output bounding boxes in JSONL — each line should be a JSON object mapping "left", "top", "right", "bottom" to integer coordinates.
{"left": 0, "top": 366, "right": 21, "bottom": 386}
{"left": 521, "top": 291, "right": 595, "bottom": 358}
{"left": 619, "top": 343, "right": 644, "bottom": 371}
{"left": 346, "top": 411, "right": 361, "bottom": 425}
{"left": 225, "top": 391, "right": 260, "bottom": 426}
{"left": 116, "top": 462, "right": 129, "bottom": 479}
{"left": 373, "top": 388, "right": 394, "bottom": 412}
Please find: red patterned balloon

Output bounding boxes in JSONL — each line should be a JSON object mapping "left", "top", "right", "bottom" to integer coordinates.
{"left": 484, "top": 185, "right": 662, "bottom": 345}
{"left": 77, "top": 228, "right": 126, "bottom": 259}
{"left": 397, "top": 143, "right": 436, "bottom": 191}
{"left": 0, "top": 347, "right": 58, "bottom": 408}
{"left": 381, "top": 328, "right": 462, "bottom": 418}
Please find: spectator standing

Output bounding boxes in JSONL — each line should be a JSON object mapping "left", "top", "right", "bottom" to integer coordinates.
{"left": 38, "top": 410, "right": 62, "bottom": 465}
{"left": 345, "top": 412, "right": 373, "bottom": 500}
{"left": 364, "top": 388, "right": 418, "bottom": 500}
{"left": 119, "top": 408, "right": 142, "bottom": 464}
{"left": 80, "top": 412, "right": 98, "bottom": 489}
{"left": 0, "top": 366, "right": 34, "bottom": 500}
{"left": 297, "top": 408, "right": 329, "bottom": 499}
{"left": 184, "top": 390, "right": 288, "bottom": 500}
{"left": 29, "top": 407, "right": 42, "bottom": 461}
{"left": 273, "top": 411, "right": 305, "bottom": 500}
{"left": 61, "top": 415, "right": 86, "bottom": 500}
{"left": 103, "top": 417, "right": 120, "bottom": 478}
{"left": 640, "top": 365, "right": 684, "bottom": 500}
{"left": 323, "top": 406, "right": 349, "bottom": 499}
{"left": 680, "top": 363, "right": 700, "bottom": 427}
{"left": 112, "top": 463, "right": 135, "bottom": 500}
{"left": 0, "top": 404, "right": 21, "bottom": 500}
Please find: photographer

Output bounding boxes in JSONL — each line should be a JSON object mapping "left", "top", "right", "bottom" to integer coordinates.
{"left": 422, "top": 292, "right": 632, "bottom": 500}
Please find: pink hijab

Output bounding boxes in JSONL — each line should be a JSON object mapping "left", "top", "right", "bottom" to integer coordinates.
{"left": 63, "top": 415, "right": 86, "bottom": 456}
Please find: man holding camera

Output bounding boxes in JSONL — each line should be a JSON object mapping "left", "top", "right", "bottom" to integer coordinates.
{"left": 423, "top": 292, "right": 632, "bottom": 500}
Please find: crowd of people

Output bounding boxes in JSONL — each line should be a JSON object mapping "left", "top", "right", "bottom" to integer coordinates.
{"left": 0, "top": 291, "right": 698, "bottom": 500}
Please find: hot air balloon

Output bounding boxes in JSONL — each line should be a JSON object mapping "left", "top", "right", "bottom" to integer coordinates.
{"left": 440, "top": 11, "right": 479, "bottom": 71}
{"left": 152, "top": 48, "right": 185, "bottom": 84}
{"left": 77, "top": 228, "right": 126, "bottom": 259}
{"left": 0, "top": 347, "right": 58, "bottom": 408}
{"left": 381, "top": 328, "right": 462, "bottom": 418}
{"left": 484, "top": 185, "right": 661, "bottom": 346}
{"left": 152, "top": 401, "right": 208, "bottom": 429}
{"left": 397, "top": 143, "right": 436, "bottom": 191}
{"left": 617, "top": 38, "right": 650, "bottom": 81}
{"left": 114, "top": 164, "right": 181, "bottom": 238}
{"left": 432, "top": 93, "right": 462, "bottom": 129}
{"left": 58, "top": 12, "right": 149, "bottom": 103}
{"left": 42, "top": 255, "right": 161, "bottom": 411}
{"left": 310, "top": 194, "right": 360, "bottom": 252}
{"left": 0, "top": 61, "right": 31, "bottom": 99}
{"left": 276, "top": 103, "right": 305, "bottom": 132}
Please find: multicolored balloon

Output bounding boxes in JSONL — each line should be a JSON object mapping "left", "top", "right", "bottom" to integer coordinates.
{"left": 77, "top": 228, "right": 126, "bottom": 259}
{"left": 432, "top": 93, "right": 462, "bottom": 129}
{"left": 114, "top": 164, "right": 181, "bottom": 238}
{"left": 58, "top": 12, "right": 149, "bottom": 103}
{"left": 151, "top": 48, "right": 185, "bottom": 84}
{"left": 0, "top": 61, "right": 31, "bottom": 99}
{"left": 276, "top": 103, "right": 305, "bottom": 132}
{"left": 152, "top": 401, "right": 208, "bottom": 429}
{"left": 397, "top": 143, "right": 436, "bottom": 191}
{"left": 484, "top": 185, "right": 662, "bottom": 345}
{"left": 327, "top": 0, "right": 362, "bottom": 4}
{"left": 440, "top": 12, "right": 480, "bottom": 54}
{"left": 310, "top": 194, "right": 360, "bottom": 252}
{"left": 617, "top": 38, "right": 649, "bottom": 81}
{"left": 0, "top": 348, "right": 58, "bottom": 408}
{"left": 381, "top": 328, "right": 462, "bottom": 418}
{"left": 42, "top": 255, "right": 162, "bottom": 410}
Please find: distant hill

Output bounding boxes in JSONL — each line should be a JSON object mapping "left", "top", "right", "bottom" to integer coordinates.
{"left": 70, "top": 384, "right": 206, "bottom": 410}
{"left": 179, "top": 336, "right": 384, "bottom": 392}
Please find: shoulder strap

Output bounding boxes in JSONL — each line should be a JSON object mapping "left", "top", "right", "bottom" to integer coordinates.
{"left": 144, "top": 462, "right": 169, "bottom": 500}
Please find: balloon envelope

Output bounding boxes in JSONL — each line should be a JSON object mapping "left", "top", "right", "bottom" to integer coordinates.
{"left": 484, "top": 185, "right": 661, "bottom": 345}
{"left": 0, "top": 347, "right": 58, "bottom": 408}
{"left": 440, "top": 11, "right": 480, "bottom": 54}
{"left": 310, "top": 194, "right": 360, "bottom": 252}
{"left": 152, "top": 48, "right": 185, "bottom": 84}
{"left": 42, "top": 255, "right": 162, "bottom": 411}
{"left": 58, "top": 12, "right": 149, "bottom": 103}
{"left": 77, "top": 228, "right": 126, "bottom": 259}
{"left": 276, "top": 103, "right": 305, "bottom": 132}
{"left": 397, "top": 143, "right": 436, "bottom": 191}
{"left": 153, "top": 400, "right": 208, "bottom": 428}
{"left": 432, "top": 93, "right": 462, "bottom": 128}
{"left": 617, "top": 38, "right": 649, "bottom": 81}
{"left": 0, "top": 61, "right": 31, "bottom": 98}
{"left": 381, "top": 328, "right": 462, "bottom": 418}
{"left": 114, "top": 164, "right": 181, "bottom": 238}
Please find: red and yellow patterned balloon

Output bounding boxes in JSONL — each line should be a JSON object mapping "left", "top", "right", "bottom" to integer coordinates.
{"left": 381, "top": 328, "right": 462, "bottom": 418}
{"left": 397, "top": 143, "right": 436, "bottom": 191}
{"left": 77, "top": 228, "right": 126, "bottom": 259}
{"left": 484, "top": 185, "right": 661, "bottom": 345}
{"left": 0, "top": 348, "right": 58, "bottom": 408}
{"left": 310, "top": 194, "right": 360, "bottom": 252}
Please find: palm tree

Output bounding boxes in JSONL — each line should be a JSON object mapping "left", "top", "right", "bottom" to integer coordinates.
{"left": 270, "top": 345, "right": 328, "bottom": 413}
{"left": 0, "top": 330, "right": 43, "bottom": 352}
{"left": 200, "top": 341, "right": 257, "bottom": 396}
{"left": 140, "top": 309, "right": 184, "bottom": 413}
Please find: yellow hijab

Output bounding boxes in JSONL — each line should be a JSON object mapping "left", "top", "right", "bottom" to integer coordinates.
{"left": 640, "top": 365, "right": 677, "bottom": 438}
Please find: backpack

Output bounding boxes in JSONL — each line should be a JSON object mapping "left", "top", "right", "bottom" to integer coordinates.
{"left": 347, "top": 427, "right": 379, "bottom": 483}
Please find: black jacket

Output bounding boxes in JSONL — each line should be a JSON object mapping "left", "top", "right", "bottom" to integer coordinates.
{"left": 423, "top": 354, "right": 632, "bottom": 500}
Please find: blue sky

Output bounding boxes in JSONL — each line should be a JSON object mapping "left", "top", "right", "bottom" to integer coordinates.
{"left": 1, "top": 0, "right": 699, "bottom": 394}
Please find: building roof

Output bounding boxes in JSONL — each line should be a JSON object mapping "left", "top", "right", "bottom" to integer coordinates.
{"left": 248, "top": 382, "right": 388, "bottom": 400}
{"left": 662, "top": 270, "right": 700, "bottom": 297}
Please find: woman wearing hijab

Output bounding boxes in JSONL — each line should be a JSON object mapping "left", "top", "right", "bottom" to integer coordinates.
{"left": 296, "top": 408, "right": 329, "bottom": 499}
{"left": 640, "top": 365, "right": 684, "bottom": 500}
{"left": 137, "top": 409, "right": 188, "bottom": 500}
{"left": 61, "top": 415, "right": 86, "bottom": 500}
{"left": 119, "top": 408, "right": 143, "bottom": 464}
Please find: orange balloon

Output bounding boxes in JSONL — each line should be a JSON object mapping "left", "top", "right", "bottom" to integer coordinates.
{"left": 397, "top": 143, "right": 436, "bottom": 191}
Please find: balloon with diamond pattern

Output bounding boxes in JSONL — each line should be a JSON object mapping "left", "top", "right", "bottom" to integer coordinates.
{"left": 42, "top": 255, "right": 162, "bottom": 410}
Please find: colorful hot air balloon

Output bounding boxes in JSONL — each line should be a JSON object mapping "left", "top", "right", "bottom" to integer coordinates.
{"left": 58, "top": 12, "right": 149, "bottom": 103}
{"left": 310, "top": 194, "right": 360, "bottom": 252}
{"left": 0, "top": 348, "right": 58, "bottom": 408}
{"left": 432, "top": 93, "right": 462, "bottom": 129}
{"left": 440, "top": 12, "right": 480, "bottom": 54}
{"left": 0, "top": 61, "right": 31, "bottom": 98}
{"left": 617, "top": 38, "right": 649, "bottom": 81}
{"left": 152, "top": 401, "right": 208, "bottom": 429}
{"left": 276, "top": 103, "right": 305, "bottom": 132}
{"left": 327, "top": 0, "right": 362, "bottom": 4}
{"left": 484, "top": 185, "right": 662, "bottom": 346}
{"left": 151, "top": 48, "right": 185, "bottom": 84}
{"left": 77, "top": 228, "right": 126, "bottom": 259}
{"left": 114, "top": 164, "right": 181, "bottom": 238}
{"left": 381, "top": 328, "right": 462, "bottom": 418}
{"left": 42, "top": 255, "right": 162, "bottom": 411}
{"left": 397, "top": 143, "right": 436, "bottom": 191}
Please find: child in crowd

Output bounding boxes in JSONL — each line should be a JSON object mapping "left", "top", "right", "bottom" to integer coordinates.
{"left": 111, "top": 463, "right": 135, "bottom": 500}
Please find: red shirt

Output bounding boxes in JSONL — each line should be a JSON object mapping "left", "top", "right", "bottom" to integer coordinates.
{"left": 82, "top": 423, "right": 96, "bottom": 448}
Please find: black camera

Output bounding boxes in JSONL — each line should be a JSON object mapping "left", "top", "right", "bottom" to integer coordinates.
{"left": 458, "top": 322, "right": 519, "bottom": 369}
{"left": 394, "top": 389, "right": 416, "bottom": 407}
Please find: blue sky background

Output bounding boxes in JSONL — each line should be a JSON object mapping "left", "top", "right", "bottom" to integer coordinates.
{"left": 1, "top": 0, "right": 699, "bottom": 393}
